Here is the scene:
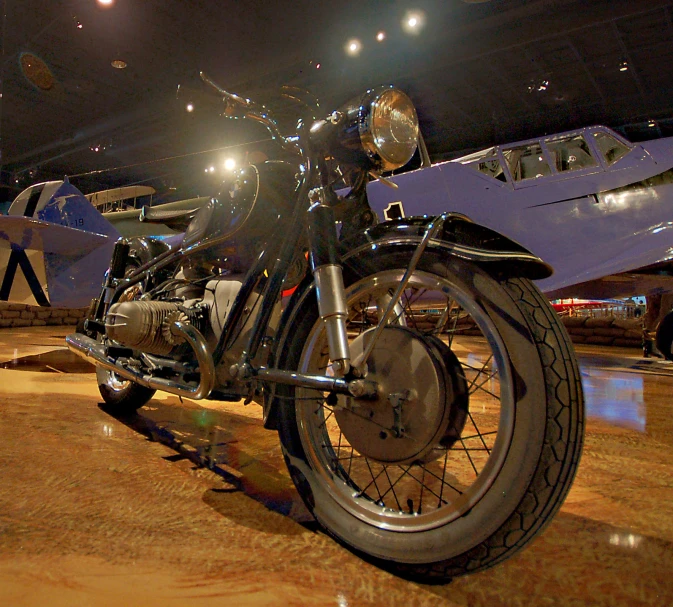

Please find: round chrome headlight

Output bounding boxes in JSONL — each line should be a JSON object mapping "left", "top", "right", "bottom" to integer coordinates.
{"left": 359, "top": 88, "right": 419, "bottom": 172}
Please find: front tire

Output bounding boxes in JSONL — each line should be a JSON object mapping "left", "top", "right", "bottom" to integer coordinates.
{"left": 275, "top": 249, "right": 584, "bottom": 581}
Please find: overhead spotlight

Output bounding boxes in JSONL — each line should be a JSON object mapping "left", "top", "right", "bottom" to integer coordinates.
{"left": 402, "top": 10, "right": 426, "bottom": 34}
{"left": 224, "top": 158, "right": 236, "bottom": 171}
{"left": 208, "top": 166, "right": 215, "bottom": 173}
{"left": 186, "top": 103, "right": 194, "bottom": 112}
{"left": 97, "top": 0, "right": 114, "bottom": 6}
{"left": 376, "top": 31, "right": 386, "bottom": 42}
{"left": 345, "top": 38, "right": 362, "bottom": 56}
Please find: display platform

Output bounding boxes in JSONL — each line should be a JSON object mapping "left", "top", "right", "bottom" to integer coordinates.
{"left": 0, "top": 327, "right": 671, "bottom": 606}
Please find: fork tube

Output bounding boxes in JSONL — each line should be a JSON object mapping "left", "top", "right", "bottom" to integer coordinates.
{"left": 308, "top": 200, "right": 350, "bottom": 375}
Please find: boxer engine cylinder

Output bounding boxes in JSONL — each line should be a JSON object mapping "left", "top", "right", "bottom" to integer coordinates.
{"left": 107, "top": 301, "right": 194, "bottom": 356}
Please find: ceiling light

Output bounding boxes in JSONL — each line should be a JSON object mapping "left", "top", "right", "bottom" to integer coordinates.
{"left": 376, "top": 31, "right": 386, "bottom": 42}
{"left": 111, "top": 59, "right": 127, "bottom": 69}
{"left": 345, "top": 38, "right": 362, "bottom": 56}
{"left": 186, "top": 103, "right": 194, "bottom": 112}
{"left": 19, "top": 53, "right": 55, "bottom": 90}
{"left": 208, "top": 166, "right": 215, "bottom": 173}
{"left": 648, "top": 120, "right": 656, "bottom": 127}
{"left": 619, "top": 61, "right": 629, "bottom": 72}
{"left": 224, "top": 158, "right": 236, "bottom": 171}
{"left": 97, "top": 0, "right": 114, "bottom": 6}
{"left": 402, "top": 11, "right": 426, "bottom": 34}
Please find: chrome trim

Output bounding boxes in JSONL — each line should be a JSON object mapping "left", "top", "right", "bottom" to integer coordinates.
{"left": 314, "top": 264, "right": 350, "bottom": 370}
{"left": 66, "top": 321, "right": 215, "bottom": 400}
{"left": 256, "top": 367, "right": 377, "bottom": 398}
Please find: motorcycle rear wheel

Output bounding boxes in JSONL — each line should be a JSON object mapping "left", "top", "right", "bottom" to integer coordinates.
{"left": 97, "top": 366, "right": 156, "bottom": 414}
{"left": 276, "top": 249, "right": 584, "bottom": 581}
{"left": 97, "top": 259, "right": 156, "bottom": 414}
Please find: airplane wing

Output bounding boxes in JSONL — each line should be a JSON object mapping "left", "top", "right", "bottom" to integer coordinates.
{"left": 0, "top": 215, "right": 111, "bottom": 256}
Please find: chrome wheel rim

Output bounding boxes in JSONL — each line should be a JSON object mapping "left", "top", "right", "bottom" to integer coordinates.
{"left": 295, "top": 269, "right": 515, "bottom": 532}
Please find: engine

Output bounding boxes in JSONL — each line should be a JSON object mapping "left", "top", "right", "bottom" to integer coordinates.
{"left": 106, "top": 300, "right": 208, "bottom": 356}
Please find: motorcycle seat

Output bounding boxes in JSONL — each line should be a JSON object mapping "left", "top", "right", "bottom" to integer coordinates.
{"left": 139, "top": 206, "right": 201, "bottom": 231}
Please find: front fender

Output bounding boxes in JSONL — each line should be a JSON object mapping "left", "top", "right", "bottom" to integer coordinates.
{"left": 340, "top": 214, "right": 552, "bottom": 281}
{"left": 264, "top": 213, "right": 551, "bottom": 430}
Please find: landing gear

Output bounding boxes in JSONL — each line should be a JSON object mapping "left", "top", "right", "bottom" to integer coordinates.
{"left": 655, "top": 310, "right": 673, "bottom": 361}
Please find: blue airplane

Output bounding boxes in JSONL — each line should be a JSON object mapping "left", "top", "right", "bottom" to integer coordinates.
{"left": 367, "top": 125, "right": 673, "bottom": 302}
{"left": 0, "top": 180, "right": 121, "bottom": 307}
{"left": 0, "top": 180, "right": 203, "bottom": 307}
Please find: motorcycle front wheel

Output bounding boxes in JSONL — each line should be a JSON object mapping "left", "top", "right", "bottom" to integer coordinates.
{"left": 275, "top": 248, "right": 584, "bottom": 582}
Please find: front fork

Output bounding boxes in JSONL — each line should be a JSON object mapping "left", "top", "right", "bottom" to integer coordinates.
{"left": 307, "top": 199, "right": 351, "bottom": 376}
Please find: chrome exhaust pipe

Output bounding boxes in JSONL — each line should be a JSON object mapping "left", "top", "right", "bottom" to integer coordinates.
{"left": 66, "top": 321, "right": 215, "bottom": 400}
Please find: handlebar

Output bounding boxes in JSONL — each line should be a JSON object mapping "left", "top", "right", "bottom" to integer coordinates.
{"left": 199, "top": 71, "right": 301, "bottom": 157}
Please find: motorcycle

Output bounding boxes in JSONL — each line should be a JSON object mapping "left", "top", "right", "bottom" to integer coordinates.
{"left": 67, "top": 73, "right": 584, "bottom": 582}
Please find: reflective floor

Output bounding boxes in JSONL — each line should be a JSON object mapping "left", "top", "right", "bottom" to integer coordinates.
{"left": 0, "top": 327, "right": 671, "bottom": 606}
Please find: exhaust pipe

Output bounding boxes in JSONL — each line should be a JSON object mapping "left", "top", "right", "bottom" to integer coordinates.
{"left": 66, "top": 321, "right": 215, "bottom": 400}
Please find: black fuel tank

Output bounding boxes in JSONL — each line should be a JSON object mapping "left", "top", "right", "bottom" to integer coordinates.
{"left": 183, "top": 160, "right": 299, "bottom": 270}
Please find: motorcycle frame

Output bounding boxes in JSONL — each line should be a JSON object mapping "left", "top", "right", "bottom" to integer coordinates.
{"left": 95, "top": 147, "right": 375, "bottom": 399}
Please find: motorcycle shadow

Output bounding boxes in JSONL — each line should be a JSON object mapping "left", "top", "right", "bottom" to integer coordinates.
{"left": 100, "top": 396, "right": 316, "bottom": 533}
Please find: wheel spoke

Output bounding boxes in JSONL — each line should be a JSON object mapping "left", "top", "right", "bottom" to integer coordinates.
{"left": 294, "top": 267, "right": 515, "bottom": 531}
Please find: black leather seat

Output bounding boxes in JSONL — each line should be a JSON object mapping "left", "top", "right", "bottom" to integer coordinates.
{"left": 139, "top": 206, "right": 201, "bottom": 231}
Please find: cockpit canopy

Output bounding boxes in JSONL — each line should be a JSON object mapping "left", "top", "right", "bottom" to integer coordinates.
{"left": 453, "top": 126, "right": 632, "bottom": 184}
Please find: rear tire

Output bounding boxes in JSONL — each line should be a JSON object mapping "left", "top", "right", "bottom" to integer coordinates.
{"left": 274, "top": 248, "right": 584, "bottom": 582}
{"left": 97, "top": 366, "right": 156, "bottom": 414}
{"left": 97, "top": 259, "right": 156, "bottom": 414}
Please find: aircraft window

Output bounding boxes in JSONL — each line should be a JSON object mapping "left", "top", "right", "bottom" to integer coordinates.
{"left": 593, "top": 132, "right": 630, "bottom": 165}
{"left": 502, "top": 144, "right": 551, "bottom": 181}
{"left": 454, "top": 147, "right": 498, "bottom": 164}
{"left": 468, "top": 158, "right": 507, "bottom": 182}
{"left": 546, "top": 135, "right": 597, "bottom": 172}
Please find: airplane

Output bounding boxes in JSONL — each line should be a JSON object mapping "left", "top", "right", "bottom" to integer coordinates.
{"left": 0, "top": 180, "right": 205, "bottom": 308}
{"left": 366, "top": 125, "right": 673, "bottom": 352}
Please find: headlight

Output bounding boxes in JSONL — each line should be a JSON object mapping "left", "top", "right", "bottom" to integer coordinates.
{"left": 359, "top": 87, "right": 419, "bottom": 172}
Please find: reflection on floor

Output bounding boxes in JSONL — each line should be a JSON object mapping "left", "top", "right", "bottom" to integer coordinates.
{"left": 0, "top": 327, "right": 671, "bottom": 606}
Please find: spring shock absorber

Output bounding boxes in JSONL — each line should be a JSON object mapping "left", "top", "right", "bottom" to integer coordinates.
{"left": 308, "top": 196, "right": 350, "bottom": 376}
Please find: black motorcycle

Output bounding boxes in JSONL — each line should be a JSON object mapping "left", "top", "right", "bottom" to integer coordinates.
{"left": 67, "top": 73, "right": 584, "bottom": 582}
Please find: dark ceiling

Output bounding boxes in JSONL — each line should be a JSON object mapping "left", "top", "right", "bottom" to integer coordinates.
{"left": 1, "top": 0, "right": 673, "bottom": 201}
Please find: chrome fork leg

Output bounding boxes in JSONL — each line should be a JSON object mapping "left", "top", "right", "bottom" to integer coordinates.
{"left": 308, "top": 199, "right": 351, "bottom": 376}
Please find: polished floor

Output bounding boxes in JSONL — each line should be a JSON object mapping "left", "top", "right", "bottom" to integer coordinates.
{"left": 0, "top": 327, "right": 671, "bottom": 606}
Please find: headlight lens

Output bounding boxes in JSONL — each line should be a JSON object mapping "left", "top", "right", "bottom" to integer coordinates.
{"left": 359, "top": 88, "right": 419, "bottom": 172}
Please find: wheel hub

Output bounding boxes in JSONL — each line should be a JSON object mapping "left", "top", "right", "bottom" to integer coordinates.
{"left": 336, "top": 327, "right": 468, "bottom": 465}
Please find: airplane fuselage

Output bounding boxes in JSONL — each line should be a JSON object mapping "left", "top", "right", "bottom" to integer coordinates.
{"left": 367, "top": 126, "right": 673, "bottom": 299}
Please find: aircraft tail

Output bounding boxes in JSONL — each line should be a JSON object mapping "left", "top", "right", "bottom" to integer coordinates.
{"left": 9, "top": 180, "right": 121, "bottom": 240}
{"left": 1, "top": 181, "right": 120, "bottom": 307}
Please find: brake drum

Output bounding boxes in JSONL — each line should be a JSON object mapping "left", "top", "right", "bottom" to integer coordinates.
{"left": 336, "top": 326, "right": 467, "bottom": 465}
